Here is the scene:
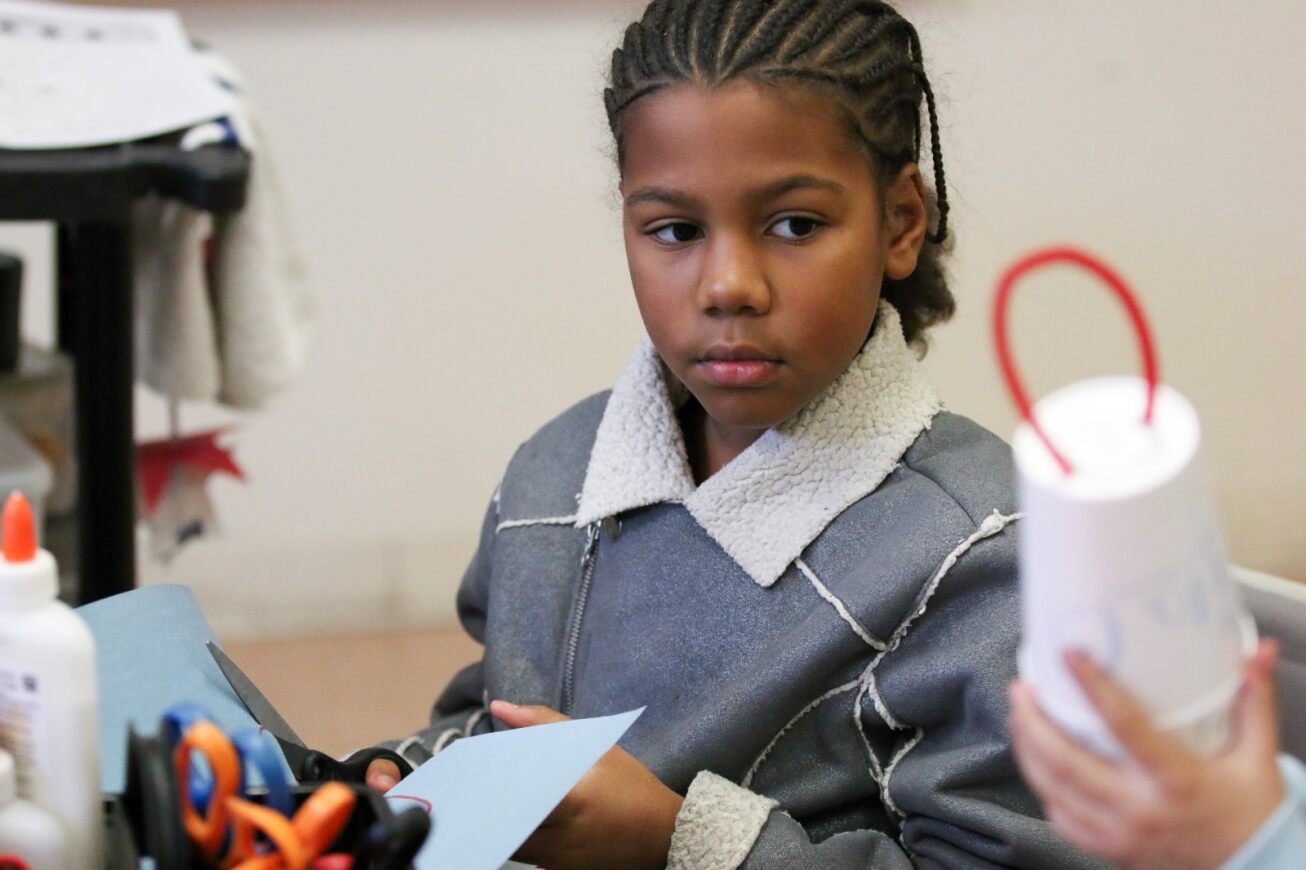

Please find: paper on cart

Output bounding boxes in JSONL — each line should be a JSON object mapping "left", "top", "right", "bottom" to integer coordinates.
{"left": 0, "top": 0, "right": 236, "bottom": 149}
{"left": 77, "top": 584, "right": 267, "bottom": 792}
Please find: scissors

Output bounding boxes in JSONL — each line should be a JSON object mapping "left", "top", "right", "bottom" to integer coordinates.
{"left": 350, "top": 805, "right": 431, "bottom": 870}
{"left": 207, "top": 642, "right": 414, "bottom": 784}
{"left": 165, "top": 705, "right": 295, "bottom": 862}
{"left": 173, "top": 718, "right": 242, "bottom": 860}
{"left": 163, "top": 704, "right": 293, "bottom": 816}
{"left": 166, "top": 706, "right": 362, "bottom": 868}
{"left": 226, "top": 780, "right": 358, "bottom": 870}
{"left": 298, "top": 804, "right": 432, "bottom": 870}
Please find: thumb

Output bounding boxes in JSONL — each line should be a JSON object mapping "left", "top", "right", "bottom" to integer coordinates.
{"left": 1234, "top": 639, "right": 1281, "bottom": 761}
{"left": 490, "top": 700, "right": 571, "bottom": 729}
{"left": 365, "top": 758, "right": 401, "bottom": 792}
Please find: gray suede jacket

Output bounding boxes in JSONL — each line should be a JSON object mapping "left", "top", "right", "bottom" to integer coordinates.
{"left": 389, "top": 305, "right": 1101, "bottom": 869}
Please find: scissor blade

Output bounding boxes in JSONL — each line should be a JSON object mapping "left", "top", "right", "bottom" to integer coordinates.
{"left": 271, "top": 735, "right": 313, "bottom": 775}
{"left": 206, "top": 641, "right": 306, "bottom": 748}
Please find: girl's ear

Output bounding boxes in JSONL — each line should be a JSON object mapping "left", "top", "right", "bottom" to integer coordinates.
{"left": 883, "top": 164, "right": 929, "bottom": 281}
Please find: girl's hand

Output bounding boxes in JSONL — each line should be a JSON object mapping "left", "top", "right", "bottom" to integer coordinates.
{"left": 1009, "top": 640, "right": 1286, "bottom": 870}
{"left": 490, "top": 700, "right": 683, "bottom": 870}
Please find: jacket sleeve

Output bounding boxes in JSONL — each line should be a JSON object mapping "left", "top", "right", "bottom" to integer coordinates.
{"left": 380, "top": 494, "right": 498, "bottom": 769}
{"left": 668, "top": 520, "right": 1106, "bottom": 869}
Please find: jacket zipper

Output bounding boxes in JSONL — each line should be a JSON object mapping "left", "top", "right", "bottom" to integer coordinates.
{"left": 560, "top": 522, "right": 601, "bottom": 715}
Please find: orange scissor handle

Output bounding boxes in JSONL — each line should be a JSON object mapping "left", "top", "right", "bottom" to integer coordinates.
{"left": 225, "top": 783, "right": 358, "bottom": 870}
{"left": 176, "top": 721, "right": 243, "bottom": 859}
{"left": 292, "top": 782, "right": 357, "bottom": 858}
{"left": 226, "top": 796, "right": 310, "bottom": 870}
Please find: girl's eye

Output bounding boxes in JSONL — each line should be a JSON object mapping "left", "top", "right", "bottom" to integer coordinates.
{"left": 650, "top": 222, "right": 702, "bottom": 245}
{"left": 770, "top": 216, "right": 823, "bottom": 240}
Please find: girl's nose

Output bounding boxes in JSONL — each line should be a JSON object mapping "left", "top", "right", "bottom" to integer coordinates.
{"left": 698, "top": 236, "right": 772, "bottom": 316}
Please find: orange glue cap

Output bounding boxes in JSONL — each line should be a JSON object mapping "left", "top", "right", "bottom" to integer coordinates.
{"left": 2, "top": 493, "right": 37, "bottom": 563}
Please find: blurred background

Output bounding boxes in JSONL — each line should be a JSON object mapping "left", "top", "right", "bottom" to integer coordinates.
{"left": 0, "top": 0, "right": 1302, "bottom": 748}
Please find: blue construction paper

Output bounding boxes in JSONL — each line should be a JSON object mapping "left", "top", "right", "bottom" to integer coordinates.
{"left": 385, "top": 708, "right": 643, "bottom": 870}
{"left": 77, "top": 584, "right": 267, "bottom": 793}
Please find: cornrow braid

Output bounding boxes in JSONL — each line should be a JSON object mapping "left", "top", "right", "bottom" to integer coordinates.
{"left": 695, "top": 0, "right": 732, "bottom": 73}
{"left": 728, "top": 0, "right": 813, "bottom": 72}
{"left": 905, "top": 27, "right": 949, "bottom": 244}
{"left": 605, "top": 0, "right": 956, "bottom": 346}
{"left": 625, "top": 22, "right": 653, "bottom": 80}
{"left": 783, "top": 0, "right": 862, "bottom": 63}
{"left": 717, "top": 1, "right": 774, "bottom": 76}
{"left": 665, "top": 0, "right": 697, "bottom": 71}
{"left": 642, "top": 3, "right": 674, "bottom": 71}
{"left": 827, "top": 15, "right": 912, "bottom": 68}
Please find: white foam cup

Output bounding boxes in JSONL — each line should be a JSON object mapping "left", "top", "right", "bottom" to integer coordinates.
{"left": 1014, "top": 376, "right": 1253, "bottom": 758}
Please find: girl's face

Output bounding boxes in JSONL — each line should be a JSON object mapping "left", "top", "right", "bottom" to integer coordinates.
{"left": 620, "top": 80, "right": 927, "bottom": 435}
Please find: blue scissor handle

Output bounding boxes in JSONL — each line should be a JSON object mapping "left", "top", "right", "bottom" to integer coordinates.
{"left": 228, "top": 729, "right": 293, "bottom": 816}
{"left": 162, "top": 702, "right": 215, "bottom": 748}
{"left": 161, "top": 705, "right": 291, "bottom": 816}
{"left": 162, "top": 703, "right": 218, "bottom": 811}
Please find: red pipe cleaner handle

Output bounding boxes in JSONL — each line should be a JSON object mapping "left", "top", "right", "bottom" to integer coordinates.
{"left": 993, "top": 247, "right": 1160, "bottom": 476}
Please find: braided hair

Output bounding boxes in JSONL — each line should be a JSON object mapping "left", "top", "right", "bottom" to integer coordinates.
{"left": 605, "top": 0, "right": 955, "bottom": 346}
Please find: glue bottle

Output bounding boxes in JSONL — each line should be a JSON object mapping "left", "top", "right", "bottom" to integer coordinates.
{"left": 0, "top": 748, "right": 67, "bottom": 869}
{"left": 0, "top": 493, "right": 101, "bottom": 869}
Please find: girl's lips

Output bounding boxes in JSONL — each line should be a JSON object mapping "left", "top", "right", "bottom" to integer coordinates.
{"left": 698, "top": 359, "right": 781, "bottom": 387}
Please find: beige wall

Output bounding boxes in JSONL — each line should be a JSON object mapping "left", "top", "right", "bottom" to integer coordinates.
{"left": 2, "top": 1, "right": 1301, "bottom": 639}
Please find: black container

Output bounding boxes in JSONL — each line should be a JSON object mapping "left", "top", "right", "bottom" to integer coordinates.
{"left": 0, "top": 252, "right": 19, "bottom": 373}
{"left": 102, "top": 794, "right": 141, "bottom": 869}
{"left": 109, "top": 729, "right": 428, "bottom": 869}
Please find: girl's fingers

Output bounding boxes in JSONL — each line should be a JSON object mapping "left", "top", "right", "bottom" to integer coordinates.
{"left": 1008, "top": 682, "right": 1127, "bottom": 806}
{"left": 1246, "top": 639, "right": 1280, "bottom": 683}
{"left": 1012, "top": 721, "right": 1135, "bottom": 841}
{"left": 490, "top": 700, "right": 571, "bottom": 729}
{"left": 1043, "top": 800, "right": 1128, "bottom": 860}
{"left": 1233, "top": 640, "right": 1281, "bottom": 762}
{"left": 1063, "top": 650, "right": 1193, "bottom": 782}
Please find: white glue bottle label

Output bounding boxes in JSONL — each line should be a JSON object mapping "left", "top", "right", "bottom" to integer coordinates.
{"left": 0, "top": 494, "right": 102, "bottom": 869}
{"left": 0, "top": 748, "right": 68, "bottom": 870}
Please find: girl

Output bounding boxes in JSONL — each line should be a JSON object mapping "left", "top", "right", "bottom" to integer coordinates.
{"left": 369, "top": 1, "right": 1098, "bottom": 866}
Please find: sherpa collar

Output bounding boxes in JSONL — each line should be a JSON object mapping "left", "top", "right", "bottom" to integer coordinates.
{"left": 575, "top": 302, "right": 941, "bottom": 588}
